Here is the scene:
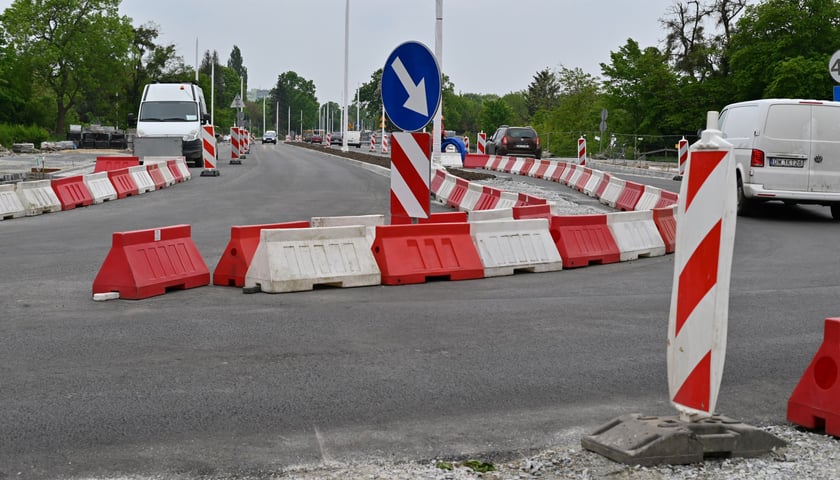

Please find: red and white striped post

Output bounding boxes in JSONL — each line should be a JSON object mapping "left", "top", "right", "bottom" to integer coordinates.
{"left": 578, "top": 137, "right": 587, "bottom": 165}
{"left": 381, "top": 133, "right": 389, "bottom": 154}
{"left": 477, "top": 131, "right": 486, "bottom": 154}
{"left": 326, "top": 132, "right": 331, "bottom": 145}
{"left": 678, "top": 137, "right": 689, "bottom": 177}
{"left": 200, "top": 125, "right": 219, "bottom": 176}
{"left": 369, "top": 132, "right": 377, "bottom": 152}
{"left": 230, "top": 127, "right": 241, "bottom": 164}
{"left": 668, "top": 111, "right": 737, "bottom": 421}
{"left": 390, "top": 132, "right": 431, "bottom": 223}
{"left": 463, "top": 136, "right": 470, "bottom": 152}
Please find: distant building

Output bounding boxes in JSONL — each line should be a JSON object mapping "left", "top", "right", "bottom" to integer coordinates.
{"left": 249, "top": 89, "right": 270, "bottom": 102}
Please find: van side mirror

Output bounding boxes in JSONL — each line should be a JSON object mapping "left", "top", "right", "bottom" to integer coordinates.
{"left": 202, "top": 113, "right": 211, "bottom": 124}
{"left": 127, "top": 113, "right": 136, "bottom": 127}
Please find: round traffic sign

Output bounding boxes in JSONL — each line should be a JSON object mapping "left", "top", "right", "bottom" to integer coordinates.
{"left": 381, "top": 41, "right": 441, "bottom": 132}
{"left": 830, "top": 50, "right": 840, "bottom": 83}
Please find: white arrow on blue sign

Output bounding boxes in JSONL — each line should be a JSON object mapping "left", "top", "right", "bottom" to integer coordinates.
{"left": 381, "top": 41, "right": 441, "bottom": 132}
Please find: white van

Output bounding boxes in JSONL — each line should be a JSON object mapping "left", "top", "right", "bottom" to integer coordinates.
{"left": 134, "top": 83, "right": 210, "bottom": 166}
{"left": 718, "top": 99, "right": 840, "bottom": 219}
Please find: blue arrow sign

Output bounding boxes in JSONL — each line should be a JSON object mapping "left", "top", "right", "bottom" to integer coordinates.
{"left": 381, "top": 41, "right": 441, "bottom": 132}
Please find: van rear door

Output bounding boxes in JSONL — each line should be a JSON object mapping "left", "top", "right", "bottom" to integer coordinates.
{"left": 807, "top": 103, "right": 840, "bottom": 193}
{"left": 760, "top": 103, "right": 811, "bottom": 192}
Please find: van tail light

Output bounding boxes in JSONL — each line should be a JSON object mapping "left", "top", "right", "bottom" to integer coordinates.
{"left": 751, "top": 149, "right": 765, "bottom": 167}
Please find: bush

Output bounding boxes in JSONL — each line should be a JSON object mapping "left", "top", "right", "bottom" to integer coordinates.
{"left": 0, "top": 123, "right": 52, "bottom": 148}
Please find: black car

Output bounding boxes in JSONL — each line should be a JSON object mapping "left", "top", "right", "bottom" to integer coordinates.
{"left": 486, "top": 126, "right": 541, "bottom": 159}
{"left": 329, "top": 132, "right": 343, "bottom": 145}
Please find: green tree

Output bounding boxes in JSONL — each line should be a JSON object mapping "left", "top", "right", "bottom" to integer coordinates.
{"left": 1, "top": 0, "right": 134, "bottom": 134}
{"left": 479, "top": 98, "right": 513, "bottom": 133}
{"left": 525, "top": 68, "right": 560, "bottom": 116}
{"left": 729, "top": 0, "right": 840, "bottom": 100}
{"left": 270, "top": 71, "right": 318, "bottom": 135}
{"left": 228, "top": 45, "right": 248, "bottom": 92}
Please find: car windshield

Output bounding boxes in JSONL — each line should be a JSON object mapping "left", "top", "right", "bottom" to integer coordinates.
{"left": 508, "top": 128, "right": 535, "bottom": 138}
{"left": 139, "top": 101, "right": 198, "bottom": 122}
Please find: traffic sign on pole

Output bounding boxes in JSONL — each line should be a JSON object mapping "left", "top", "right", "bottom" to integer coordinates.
{"left": 381, "top": 41, "right": 441, "bottom": 132}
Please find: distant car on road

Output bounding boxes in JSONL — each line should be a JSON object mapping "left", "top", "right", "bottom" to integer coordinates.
{"left": 486, "top": 126, "right": 542, "bottom": 159}
{"left": 262, "top": 130, "right": 277, "bottom": 144}
{"left": 311, "top": 132, "right": 323, "bottom": 144}
{"left": 329, "top": 132, "right": 343, "bottom": 145}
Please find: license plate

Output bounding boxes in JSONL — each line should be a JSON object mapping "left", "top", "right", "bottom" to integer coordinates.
{"left": 769, "top": 158, "right": 805, "bottom": 168}
{"left": 515, "top": 144, "right": 529, "bottom": 148}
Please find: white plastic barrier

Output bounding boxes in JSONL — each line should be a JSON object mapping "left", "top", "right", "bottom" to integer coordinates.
{"left": 15, "top": 179, "right": 61, "bottom": 216}
{"left": 83, "top": 172, "right": 118, "bottom": 203}
{"left": 128, "top": 165, "right": 155, "bottom": 194}
{"left": 143, "top": 157, "right": 177, "bottom": 186}
{"left": 467, "top": 208, "right": 514, "bottom": 222}
{"left": 470, "top": 218, "right": 563, "bottom": 277}
{"left": 244, "top": 225, "right": 381, "bottom": 293}
{"left": 175, "top": 157, "right": 191, "bottom": 181}
{"left": 530, "top": 160, "right": 548, "bottom": 178}
{"left": 460, "top": 183, "right": 483, "bottom": 212}
{"left": 482, "top": 156, "right": 495, "bottom": 169}
{"left": 583, "top": 169, "right": 605, "bottom": 197}
{"left": 568, "top": 165, "right": 585, "bottom": 188}
{"left": 509, "top": 158, "right": 526, "bottom": 175}
{"left": 560, "top": 163, "right": 577, "bottom": 185}
{"left": 310, "top": 214, "right": 385, "bottom": 247}
{"left": 0, "top": 184, "right": 25, "bottom": 220}
{"left": 606, "top": 210, "right": 666, "bottom": 261}
{"left": 635, "top": 185, "right": 663, "bottom": 211}
{"left": 435, "top": 172, "right": 458, "bottom": 205}
{"left": 599, "top": 176, "right": 626, "bottom": 208}
{"left": 496, "top": 191, "right": 519, "bottom": 209}
{"left": 543, "top": 162, "right": 559, "bottom": 181}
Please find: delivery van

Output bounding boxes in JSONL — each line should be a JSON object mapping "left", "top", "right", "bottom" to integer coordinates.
{"left": 718, "top": 99, "right": 840, "bottom": 219}
{"left": 133, "top": 82, "right": 210, "bottom": 167}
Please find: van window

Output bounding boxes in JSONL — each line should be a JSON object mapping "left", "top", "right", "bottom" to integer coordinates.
{"left": 139, "top": 101, "right": 199, "bottom": 122}
{"left": 811, "top": 104, "right": 840, "bottom": 142}
{"left": 719, "top": 105, "right": 758, "bottom": 139}
{"left": 764, "top": 104, "right": 809, "bottom": 141}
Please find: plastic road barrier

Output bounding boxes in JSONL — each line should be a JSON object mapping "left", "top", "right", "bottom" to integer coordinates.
{"left": 473, "top": 186, "right": 501, "bottom": 211}
{"left": 15, "top": 179, "right": 62, "bottom": 215}
{"left": 615, "top": 181, "right": 645, "bottom": 212}
{"left": 311, "top": 214, "right": 385, "bottom": 247}
{"left": 470, "top": 218, "right": 562, "bottom": 277}
{"left": 51, "top": 175, "right": 94, "bottom": 210}
{"left": 568, "top": 164, "right": 585, "bottom": 189}
{"left": 460, "top": 183, "right": 483, "bottom": 212}
{"left": 84, "top": 172, "right": 119, "bottom": 203}
{"left": 573, "top": 167, "right": 592, "bottom": 192}
{"left": 0, "top": 184, "right": 25, "bottom": 220}
{"left": 502, "top": 157, "right": 517, "bottom": 173}
{"left": 107, "top": 168, "right": 139, "bottom": 198}
{"left": 213, "top": 221, "right": 311, "bottom": 287}
{"left": 167, "top": 159, "right": 184, "bottom": 183}
{"left": 435, "top": 172, "right": 457, "bottom": 205}
{"left": 128, "top": 165, "right": 155, "bottom": 194}
{"left": 371, "top": 222, "right": 484, "bottom": 285}
{"left": 462, "top": 153, "right": 490, "bottom": 169}
{"left": 652, "top": 206, "right": 678, "bottom": 254}
{"left": 94, "top": 156, "right": 139, "bottom": 173}
{"left": 468, "top": 208, "right": 513, "bottom": 222}
{"left": 606, "top": 210, "right": 667, "bottom": 261}
{"left": 513, "top": 204, "right": 552, "bottom": 220}
{"left": 145, "top": 164, "right": 167, "bottom": 190}
{"left": 656, "top": 190, "right": 679, "bottom": 208}
{"left": 599, "top": 176, "right": 626, "bottom": 208}
{"left": 488, "top": 155, "right": 504, "bottom": 171}
{"left": 560, "top": 163, "right": 577, "bottom": 185}
{"left": 175, "top": 157, "right": 192, "bottom": 181}
{"left": 446, "top": 178, "right": 469, "bottom": 209}
{"left": 635, "top": 185, "right": 663, "bottom": 211}
{"left": 431, "top": 169, "right": 447, "bottom": 198}
{"left": 594, "top": 173, "right": 612, "bottom": 198}
{"left": 543, "top": 162, "right": 560, "bottom": 181}
{"left": 92, "top": 224, "right": 210, "bottom": 299}
{"left": 583, "top": 169, "right": 604, "bottom": 197}
{"left": 244, "top": 225, "right": 381, "bottom": 293}
{"left": 496, "top": 191, "right": 519, "bottom": 209}
{"left": 549, "top": 214, "right": 620, "bottom": 268}
{"left": 533, "top": 160, "right": 551, "bottom": 179}
{"left": 788, "top": 318, "right": 840, "bottom": 436}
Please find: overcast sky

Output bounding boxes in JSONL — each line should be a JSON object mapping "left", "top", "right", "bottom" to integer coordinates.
{"left": 3, "top": 0, "right": 680, "bottom": 102}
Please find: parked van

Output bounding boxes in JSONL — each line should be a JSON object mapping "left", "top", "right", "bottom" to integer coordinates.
{"left": 718, "top": 99, "right": 840, "bottom": 219}
{"left": 133, "top": 82, "right": 210, "bottom": 166}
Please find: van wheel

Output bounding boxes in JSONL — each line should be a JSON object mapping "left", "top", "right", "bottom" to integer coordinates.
{"left": 831, "top": 204, "right": 840, "bottom": 221}
{"left": 736, "top": 176, "right": 754, "bottom": 216}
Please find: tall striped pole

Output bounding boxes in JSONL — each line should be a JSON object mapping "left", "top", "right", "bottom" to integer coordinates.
{"left": 667, "top": 112, "right": 737, "bottom": 421}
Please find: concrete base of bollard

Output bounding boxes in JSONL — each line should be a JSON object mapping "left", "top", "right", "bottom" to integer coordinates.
{"left": 581, "top": 413, "right": 785, "bottom": 466}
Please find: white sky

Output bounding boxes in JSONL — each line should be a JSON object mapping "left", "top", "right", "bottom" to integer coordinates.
{"left": 2, "top": 0, "right": 679, "bottom": 102}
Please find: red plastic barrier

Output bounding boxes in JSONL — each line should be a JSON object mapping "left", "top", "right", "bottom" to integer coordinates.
{"left": 431, "top": 169, "right": 446, "bottom": 196}
{"left": 390, "top": 211, "right": 468, "bottom": 225}
{"left": 595, "top": 173, "right": 612, "bottom": 198}
{"left": 167, "top": 159, "right": 184, "bottom": 183}
{"left": 213, "top": 221, "right": 310, "bottom": 287}
{"left": 447, "top": 178, "right": 469, "bottom": 208}
{"left": 520, "top": 158, "right": 535, "bottom": 175}
{"left": 788, "top": 318, "right": 840, "bottom": 436}
{"left": 146, "top": 164, "right": 167, "bottom": 190}
{"left": 518, "top": 193, "right": 547, "bottom": 206}
{"left": 502, "top": 157, "right": 516, "bottom": 173}
{"left": 574, "top": 167, "right": 593, "bottom": 192}
{"left": 560, "top": 163, "right": 577, "bottom": 185}
{"left": 616, "top": 181, "right": 645, "bottom": 211}
{"left": 51, "top": 175, "right": 93, "bottom": 210}
{"left": 513, "top": 204, "right": 551, "bottom": 220}
{"left": 533, "top": 160, "right": 550, "bottom": 179}
{"left": 489, "top": 155, "right": 504, "bottom": 171}
{"left": 107, "top": 168, "right": 139, "bottom": 198}
{"left": 549, "top": 214, "right": 620, "bottom": 268}
{"left": 463, "top": 153, "right": 490, "bottom": 169}
{"left": 652, "top": 206, "right": 677, "bottom": 254}
{"left": 94, "top": 156, "right": 139, "bottom": 173}
{"left": 549, "top": 163, "right": 567, "bottom": 182}
{"left": 656, "top": 190, "right": 679, "bottom": 208}
{"left": 474, "top": 186, "right": 501, "bottom": 210}
{"left": 92, "top": 224, "right": 210, "bottom": 299}
{"left": 371, "top": 223, "right": 484, "bottom": 285}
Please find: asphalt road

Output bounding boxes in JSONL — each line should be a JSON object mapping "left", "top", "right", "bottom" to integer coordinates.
{"left": 1, "top": 143, "right": 838, "bottom": 479}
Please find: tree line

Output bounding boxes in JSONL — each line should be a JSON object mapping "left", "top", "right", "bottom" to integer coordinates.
{"left": 1, "top": 0, "right": 838, "bottom": 159}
